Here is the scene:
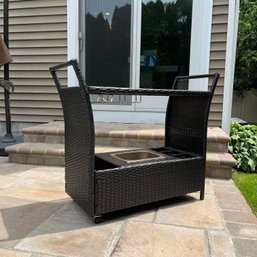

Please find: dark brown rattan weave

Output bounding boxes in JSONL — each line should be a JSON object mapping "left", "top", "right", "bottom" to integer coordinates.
{"left": 50, "top": 59, "right": 219, "bottom": 222}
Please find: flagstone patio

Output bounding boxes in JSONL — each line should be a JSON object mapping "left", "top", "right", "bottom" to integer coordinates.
{"left": 0, "top": 156, "right": 256, "bottom": 257}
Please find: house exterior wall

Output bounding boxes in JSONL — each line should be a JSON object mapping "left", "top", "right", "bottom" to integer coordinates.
{"left": 0, "top": 0, "right": 229, "bottom": 127}
{"left": 209, "top": 0, "right": 228, "bottom": 127}
{"left": 0, "top": 0, "right": 67, "bottom": 124}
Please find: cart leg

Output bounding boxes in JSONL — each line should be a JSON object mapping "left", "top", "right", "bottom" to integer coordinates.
{"left": 200, "top": 189, "right": 205, "bottom": 200}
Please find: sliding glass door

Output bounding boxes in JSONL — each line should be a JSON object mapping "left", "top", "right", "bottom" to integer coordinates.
{"left": 78, "top": 0, "right": 211, "bottom": 115}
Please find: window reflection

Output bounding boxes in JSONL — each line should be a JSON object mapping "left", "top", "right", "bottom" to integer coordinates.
{"left": 85, "top": 0, "right": 131, "bottom": 87}
{"left": 140, "top": 0, "right": 192, "bottom": 89}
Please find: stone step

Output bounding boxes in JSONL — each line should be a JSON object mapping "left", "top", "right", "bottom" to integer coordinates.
{"left": 23, "top": 122, "right": 65, "bottom": 144}
{"left": 6, "top": 143, "right": 130, "bottom": 167}
{"left": 6, "top": 142, "right": 236, "bottom": 178}
{"left": 22, "top": 121, "right": 229, "bottom": 153}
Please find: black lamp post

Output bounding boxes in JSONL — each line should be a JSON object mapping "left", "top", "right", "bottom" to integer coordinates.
{"left": 0, "top": 0, "right": 22, "bottom": 156}
{"left": 2, "top": 0, "right": 15, "bottom": 142}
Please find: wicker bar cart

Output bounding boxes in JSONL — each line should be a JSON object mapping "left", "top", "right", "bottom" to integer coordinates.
{"left": 50, "top": 59, "right": 219, "bottom": 223}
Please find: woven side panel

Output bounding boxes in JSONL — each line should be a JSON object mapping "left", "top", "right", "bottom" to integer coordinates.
{"left": 95, "top": 157, "right": 204, "bottom": 215}
{"left": 60, "top": 87, "right": 95, "bottom": 216}
{"left": 165, "top": 94, "right": 211, "bottom": 156}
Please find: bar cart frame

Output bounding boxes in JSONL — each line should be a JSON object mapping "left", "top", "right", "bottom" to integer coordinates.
{"left": 50, "top": 59, "right": 219, "bottom": 223}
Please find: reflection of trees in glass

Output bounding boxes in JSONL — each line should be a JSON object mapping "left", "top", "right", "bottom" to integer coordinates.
{"left": 85, "top": 0, "right": 191, "bottom": 89}
{"left": 141, "top": 0, "right": 192, "bottom": 89}
{"left": 86, "top": 4, "right": 131, "bottom": 87}
{"left": 86, "top": 13, "right": 110, "bottom": 86}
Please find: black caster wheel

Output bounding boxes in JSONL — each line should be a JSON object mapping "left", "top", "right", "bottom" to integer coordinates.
{"left": 94, "top": 216, "right": 102, "bottom": 224}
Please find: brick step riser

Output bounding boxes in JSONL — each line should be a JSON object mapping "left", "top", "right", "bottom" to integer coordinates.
{"left": 206, "top": 166, "right": 232, "bottom": 179}
{"left": 8, "top": 152, "right": 232, "bottom": 178}
{"left": 23, "top": 134, "right": 228, "bottom": 153}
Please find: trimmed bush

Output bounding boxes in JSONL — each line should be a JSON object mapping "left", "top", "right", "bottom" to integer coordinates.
{"left": 229, "top": 122, "right": 257, "bottom": 172}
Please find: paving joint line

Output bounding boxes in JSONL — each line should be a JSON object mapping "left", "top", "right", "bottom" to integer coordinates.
{"left": 106, "top": 220, "right": 128, "bottom": 257}
{"left": 204, "top": 229, "right": 212, "bottom": 257}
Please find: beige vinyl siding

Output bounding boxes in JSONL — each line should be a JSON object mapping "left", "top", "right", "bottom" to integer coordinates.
{"left": 209, "top": 0, "right": 229, "bottom": 127}
{"left": 0, "top": 0, "right": 67, "bottom": 123}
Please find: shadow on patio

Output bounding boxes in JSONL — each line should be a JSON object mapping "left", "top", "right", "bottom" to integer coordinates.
{"left": 0, "top": 195, "right": 198, "bottom": 243}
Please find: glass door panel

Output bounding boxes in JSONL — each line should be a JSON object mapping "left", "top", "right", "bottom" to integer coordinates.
{"left": 79, "top": 0, "right": 210, "bottom": 118}
{"left": 140, "top": 0, "right": 192, "bottom": 89}
{"left": 85, "top": 0, "right": 132, "bottom": 88}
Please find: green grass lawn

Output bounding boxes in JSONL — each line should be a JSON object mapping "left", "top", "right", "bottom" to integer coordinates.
{"left": 232, "top": 172, "right": 257, "bottom": 216}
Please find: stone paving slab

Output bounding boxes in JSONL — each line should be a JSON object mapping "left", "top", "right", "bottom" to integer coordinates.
{"left": 0, "top": 249, "right": 32, "bottom": 257}
{"left": 15, "top": 201, "right": 123, "bottom": 257}
{"left": 226, "top": 222, "right": 257, "bottom": 239}
{"left": 0, "top": 159, "right": 256, "bottom": 257}
{"left": 218, "top": 199, "right": 252, "bottom": 212}
{"left": 212, "top": 184, "right": 240, "bottom": 193}
{"left": 204, "top": 181, "right": 215, "bottom": 195}
{"left": 232, "top": 238, "right": 257, "bottom": 257}
{"left": 0, "top": 196, "right": 66, "bottom": 248}
{"left": 20, "top": 166, "right": 64, "bottom": 182}
{"left": 111, "top": 221, "right": 208, "bottom": 257}
{"left": 31, "top": 254, "right": 56, "bottom": 257}
{"left": 0, "top": 162, "right": 35, "bottom": 177}
{"left": 156, "top": 194, "right": 224, "bottom": 230}
{"left": 222, "top": 210, "right": 257, "bottom": 225}
{"left": 0, "top": 177, "right": 68, "bottom": 202}
{"left": 0, "top": 175, "right": 21, "bottom": 189}
{"left": 208, "top": 230, "right": 236, "bottom": 257}
{"left": 33, "top": 255, "right": 56, "bottom": 257}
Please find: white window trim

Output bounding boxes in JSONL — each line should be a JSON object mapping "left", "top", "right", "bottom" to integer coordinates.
{"left": 222, "top": 0, "right": 240, "bottom": 134}
{"left": 189, "top": 0, "right": 213, "bottom": 91}
{"left": 67, "top": 0, "right": 79, "bottom": 87}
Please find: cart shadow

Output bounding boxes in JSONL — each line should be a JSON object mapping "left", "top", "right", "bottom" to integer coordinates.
{"left": 102, "top": 193, "right": 199, "bottom": 222}
{"left": 0, "top": 194, "right": 199, "bottom": 243}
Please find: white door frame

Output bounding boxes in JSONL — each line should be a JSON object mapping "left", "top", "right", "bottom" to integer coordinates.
{"left": 67, "top": 0, "right": 213, "bottom": 123}
{"left": 222, "top": 0, "right": 240, "bottom": 134}
{"left": 189, "top": 0, "right": 213, "bottom": 91}
{"left": 67, "top": 0, "right": 79, "bottom": 87}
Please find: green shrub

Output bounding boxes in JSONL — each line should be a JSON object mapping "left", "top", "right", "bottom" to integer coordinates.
{"left": 229, "top": 122, "right": 257, "bottom": 172}
{"left": 234, "top": 0, "right": 257, "bottom": 92}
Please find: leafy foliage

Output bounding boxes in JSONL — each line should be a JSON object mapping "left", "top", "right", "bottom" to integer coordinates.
{"left": 229, "top": 122, "right": 257, "bottom": 172}
{"left": 234, "top": 0, "right": 257, "bottom": 92}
